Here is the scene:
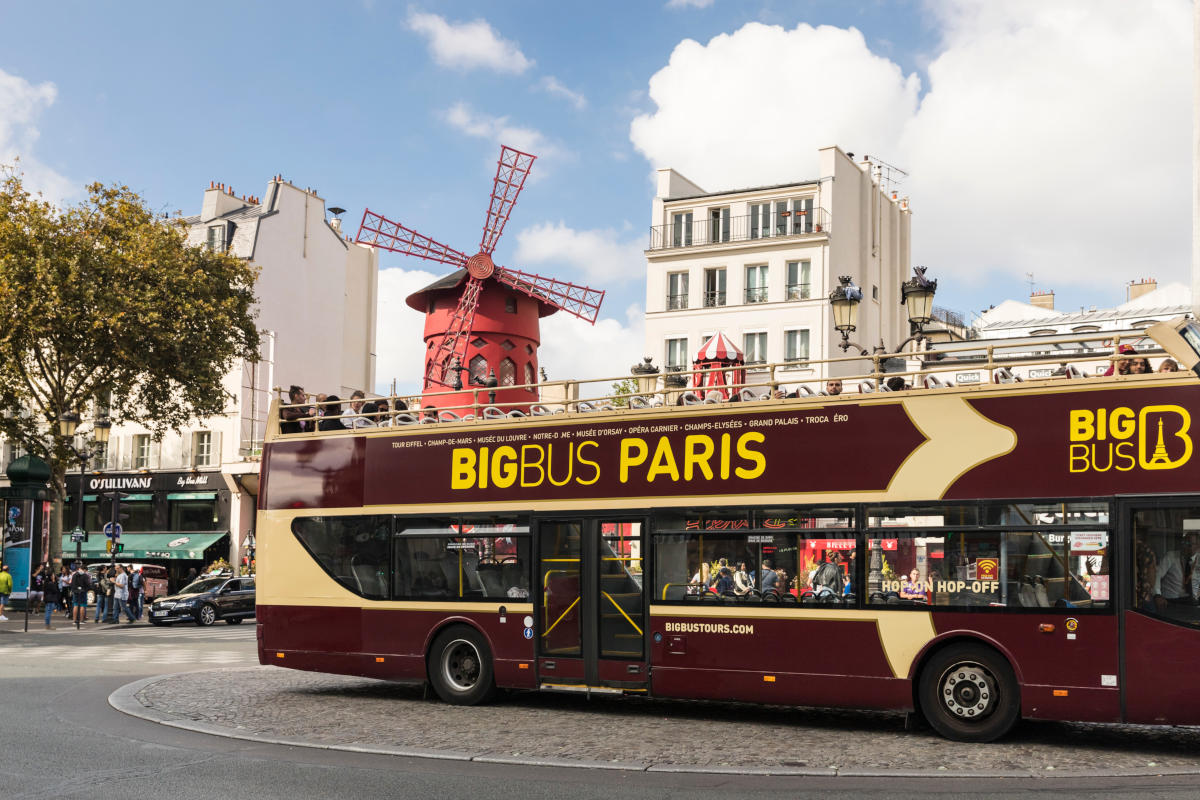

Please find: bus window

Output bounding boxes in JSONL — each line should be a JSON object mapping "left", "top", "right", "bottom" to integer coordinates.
{"left": 867, "top": 530, "right": 1108, "bottom": 609}
{"left": 291, "top": 515, "right": 391, "bottom": 599}
{"left": 1132, "top": 508, "right": 1200, "bottom": 625}
{"left": 395, "top": 536, "right": 531, "bottom": 600}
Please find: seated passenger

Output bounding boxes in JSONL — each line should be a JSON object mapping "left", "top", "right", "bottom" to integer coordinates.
{"left": 1159, "top": 358, "right": 1180, "bottom": 373}
{"left": 318, "top": 396, "right": 345, "bottom": 431}
{"left": 1129, "top": 356, "right": 1151, "bottom": 374}
{"left": 899, "top": 568, "right": 927, "bottom": 602}
{"left": 713, "top": 561, "right": 735, "bottom": 594}
{"left": 346, "top": 391, "right": 377, "bottom": 428}
{"left": 279, "top": 385, "right": 312, "bottom": 433}
{"left": 885, "top": 376, "right": 907, "bottom": 392}
{"left": 825, "top": 379, "right": 843, "bottom": 396}
{"left": 759, "top": 559, "right": 777, "bottom": 594}
{"left": 1104, "top": 344, "right": 1137, "bottom": 376}
{"left": 733, "top": 561, "right": 753, "bottom": 595}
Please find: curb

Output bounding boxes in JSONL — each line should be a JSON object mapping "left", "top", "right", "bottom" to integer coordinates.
{"left": 108, "top": 672, "right": 1200, "bottom": 779}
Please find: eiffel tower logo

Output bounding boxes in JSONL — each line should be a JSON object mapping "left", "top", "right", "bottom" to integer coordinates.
{"left": 1148, "top": 417, "right": 1172, "bottom": 466}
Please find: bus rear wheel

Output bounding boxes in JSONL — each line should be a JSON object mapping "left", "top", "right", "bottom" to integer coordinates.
{"left": 918, "top": 643, "right": 1019, "bottom": 742}
{"left": 429, "top": 626, "right": 496, "bottom": 705}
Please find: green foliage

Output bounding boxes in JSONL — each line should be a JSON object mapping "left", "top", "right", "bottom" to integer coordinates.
{"left": 0, "top": 164, "right": 260, "bottom": 559}
{"left": 610, "top": 377, "right": 637, "bottom": 408}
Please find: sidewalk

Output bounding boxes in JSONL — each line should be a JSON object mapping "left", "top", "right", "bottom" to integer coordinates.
{"left": 110, "top": 666, "right": 1200, "bottom": 778}
{"left": 0, "top": 610, "right": 152, "bottom": 634}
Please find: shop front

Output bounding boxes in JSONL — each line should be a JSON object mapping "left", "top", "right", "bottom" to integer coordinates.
{"left": 65, "top": 471, "right": 230, "bottom": 591}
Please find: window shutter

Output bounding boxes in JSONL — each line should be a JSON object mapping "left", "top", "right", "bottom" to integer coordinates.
{"left": 182, "top": 433, "right": 193, "bottom": 469}
{"left": 210, "top": 431, "right": 222, "bottom": 466}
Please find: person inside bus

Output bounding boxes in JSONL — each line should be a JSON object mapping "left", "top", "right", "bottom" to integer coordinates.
{"left": 825, "top": 379, "right": 843, "bottom": 396}
{"left": 900, "top": 568, "right": 927, "bottom": 602}
{"left": 318, "top": 396, "right": 345, "bottom": 431}
{"left": 759, "top": 559, "right": 778, "bottom": 594}
{"left": 733, "top": 561, "right": 753, "bottom": 594}
{"left": 885, "top": 376, "right": 907, "bottom": 392}
{"left": 713, "top": 559, "right": 735, "bottom": 594}
{"left": 1104, "top": 344, "right": 1137, "bottom": 376}
{"left": 345, "top": 391, "right": 376, "bottom": 428}
{"left": 1129, "top": 356, "right": 1152, "bottom": 374}
{"left": 1159, "top": 358, "right": 1180, "bottom": 373}
{"left": 810, "top": 552, "right": 842, "bottom": 596}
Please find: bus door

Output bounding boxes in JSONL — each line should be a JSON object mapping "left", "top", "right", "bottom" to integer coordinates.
{"left": 1120, "top": 499, "right": 1200, "bottom": 724}
{"left": 535, "top": 517, "right": 648, "bottom": 691}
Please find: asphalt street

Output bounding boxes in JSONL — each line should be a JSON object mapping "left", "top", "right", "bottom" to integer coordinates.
{"left": 2, "top": 620, "right": 1200, "bottom": 799}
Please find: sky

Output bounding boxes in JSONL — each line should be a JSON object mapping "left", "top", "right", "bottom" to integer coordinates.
{"left": 0, "top": 0, "right": 1192, "bottom": 395}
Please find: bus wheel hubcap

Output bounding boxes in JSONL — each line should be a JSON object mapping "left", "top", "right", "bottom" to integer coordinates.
{"left": 940, "top": 662, "right": 995, "bottom": 719}
{"left": 444, "top": 640, "right": 480, "bottom": 691}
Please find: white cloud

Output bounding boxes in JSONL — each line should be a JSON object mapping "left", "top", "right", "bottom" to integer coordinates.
{"left": 442, "top": 102, "right": 564, "bottom": 159}
{"left": 0, "top": 68, "right": 72, "bottom": 202}
{"left": 538, "top": 302, "right": 646, "bottom": 386}
{"left": 630, "top": 2, "right": 1192, "bottom": 294}
{"left": 407, "top": 11, "right": 533, "bottom": 74}
{"left": 374, "top": 265, "right": 441, "bottom": 396}
{"left": 538, "top": 76, "right": 587, "bottom": 110}
{"left": 630, "top": 23, "right": 920, "bottom": 190}
{"left": 666, "top": 0, "right": 714, "bottom": 9}
{"left": 514, "top": 221, "right": 645, "bottom": 283}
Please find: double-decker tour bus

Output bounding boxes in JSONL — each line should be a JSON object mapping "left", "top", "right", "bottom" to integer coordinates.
{"left": 255, "top": 318, "right": 1200, "bottom": 742}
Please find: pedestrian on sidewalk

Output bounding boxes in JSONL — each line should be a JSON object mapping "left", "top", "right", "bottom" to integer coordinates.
{"left": 103, "top": 567, "right": 117, "bottom": 623}
{"left": 128, "top": 566, "right": 144, "bottom": 620}
{"left": 94, "top": 568, "right": 110, "bottom": 623}
{"left": 29, "top": 563, "right": 46, "bottom": 614}
{"left": 69, "top": 563, "right": 90, "bottom": 627}
{"left": 113, "top": 565, "right": 134, "bottom": 623}
{"left": 58, "top": 566, "right": 71, "bottom": 618}
{"left": 42, "top": 568, "right": 62, "bottom": 629}
{"left": 0, "top": 563, "right": 11, "bottom": 621}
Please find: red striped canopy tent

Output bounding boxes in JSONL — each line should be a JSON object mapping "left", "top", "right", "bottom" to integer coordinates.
{"left": 692, "top": 332, "right": 745, "bottom": 398}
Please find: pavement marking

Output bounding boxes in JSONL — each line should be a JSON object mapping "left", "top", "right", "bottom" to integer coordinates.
{"left": 5, "top": 642, "right": 253, "bottom": 666}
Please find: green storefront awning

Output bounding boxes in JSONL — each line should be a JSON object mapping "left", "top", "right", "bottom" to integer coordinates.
{"left": 61, "top": 531, "right": 228, "bottom": 560}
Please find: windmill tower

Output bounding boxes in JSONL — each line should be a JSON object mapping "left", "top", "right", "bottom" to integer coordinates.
{"left": 357, "top": 145, "right": 605, "bottom": 413}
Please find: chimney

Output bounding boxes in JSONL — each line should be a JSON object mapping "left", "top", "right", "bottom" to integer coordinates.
{"left": 201, "top": 180, "right": 251, "bottom": 222}
{"left": 1127, "top": 278, "right": 1157, "bottom": 302}
{"left": 1030, "top": 289, "right": 1055, "bottom": 310}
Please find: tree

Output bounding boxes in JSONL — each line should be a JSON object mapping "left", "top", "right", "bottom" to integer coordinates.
{"left": 0, "top": 164, "right": 260, "bottom": 564}
{"left": 610, "top": 377, "right": 637, "bottom": 408}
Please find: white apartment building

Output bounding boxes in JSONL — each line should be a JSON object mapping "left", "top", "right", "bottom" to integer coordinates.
{"left": 644, "top": 146, "right": 912, "bottom": 387}
{"left": 2, "top": 177, "right": 378, "bottom": 582}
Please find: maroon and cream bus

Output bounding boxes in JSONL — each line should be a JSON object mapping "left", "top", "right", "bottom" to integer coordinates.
{"left": 256, "top": 319, "right": 1200, "bottom": 742}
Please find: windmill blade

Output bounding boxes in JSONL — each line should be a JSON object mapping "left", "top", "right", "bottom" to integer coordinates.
{"left": 425, "top": 276, "right": 484, "bottom": 390}
{"left": 357, "top": 209, "right": 468, "bottom": 269}
{"left": 493, "top": 266, "right": 605, "bottom": 324}
{"left": 479, "top": 146, "right": 536, "bottom": 255}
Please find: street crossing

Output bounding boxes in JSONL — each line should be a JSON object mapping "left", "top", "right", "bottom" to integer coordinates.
{"left": 3, "top": 624, "right": 257, "bottom": 666}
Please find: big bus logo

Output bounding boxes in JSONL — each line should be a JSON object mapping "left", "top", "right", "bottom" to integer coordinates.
{"left": 1068, "top": 404, "right": 1193, "bottom": 473}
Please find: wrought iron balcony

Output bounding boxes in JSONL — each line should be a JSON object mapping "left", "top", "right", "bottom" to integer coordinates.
{"left": 666, "top": 293, "right": 688, "bottom": 310}
{"left": 744, "top": 287, "right": 769, "bottom": 304}
{"left": 648, "top": 208, "right": 831, "bottom": 251}
{"left": 703, "top": 290, "right": 726, "bottom": 307}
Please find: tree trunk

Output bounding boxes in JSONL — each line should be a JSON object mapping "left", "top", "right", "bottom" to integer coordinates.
{"left": 48, "top": 468, "right": 66, "bottom": 567}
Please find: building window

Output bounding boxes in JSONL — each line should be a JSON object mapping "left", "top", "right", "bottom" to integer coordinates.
{"left": 784, "top": 330, "right": 810, "bottom": 362}
{"left": 774, "top": 200, "right": 790, "bottom": 236}
{"left": 792, "top": 197, "right": 814, "bottom": 233}
{"left": 469, "top": 355, "right": 488, "bottom": 384}
{"left": 703, "top": 268, "right": 726, "bottom": 307}
{"left": 133, "top": 434, "right": 152, "bottom": 469}
{"left": 786, "top": 260, "right": 811, "bottom": 300}
{"left": 745, "top": 265, "right": 768, "bottom": 304}
{"left": 499, "top": 358, "right": 516, "bottom": 386}
{"left": 1072, "top": 325, "right": 1101, "bottom": 333}
{"left": 743, "top": 332, "right": 767, "bottom": 364}
{"left": 666, "top": 338, "right": 689, "bottom": 371}
{"left": 667, "top": 271, "right": 689, "bottom": 310}
{"left": 671, "top": 211, "right": 693, "bottom": 247}
{"left": 749, "top": 203, "right": 771, "bottom": 239}
{"left": 505, "top": 297, "right": 517, "bottom": 314}
{"left": 524, "top": 362, "right": 535, "bottom": 388}
{"left": 708, "top": 207, "right": 730, "bottom": 243}
{"left": 205, "top": 225, "right": 226, "bottom": 252}
{"left": 193, "top": 431, "right": 214, "bottom": 467}
{"left": 170, "top": 498, "right": 219, "bottom": 531}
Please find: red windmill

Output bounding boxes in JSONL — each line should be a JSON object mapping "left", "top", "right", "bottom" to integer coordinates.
{"left": 357, "top": 145, "right": 605, "bottom": 413}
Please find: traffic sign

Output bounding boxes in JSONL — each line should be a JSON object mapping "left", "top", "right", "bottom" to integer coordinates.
{"left": 105, "top": 540, "right": 113, "bottom": 553}
{"left": 70, "top": 527, "right": 86, "bottom": 543}
{"left": 103, "top": 522, "right": 123, "bottom": 540}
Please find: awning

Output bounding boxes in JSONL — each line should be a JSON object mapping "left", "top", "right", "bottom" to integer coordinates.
{"left": 61, "top": 531, "right": 228, "bottom": 560}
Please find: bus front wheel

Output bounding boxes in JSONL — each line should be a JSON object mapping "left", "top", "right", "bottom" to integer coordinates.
{"left": 918, "top": 643, "right": 1019, "bottom": 742}
{"left": 429, "top": 626, "right": 496, "bottom": 705}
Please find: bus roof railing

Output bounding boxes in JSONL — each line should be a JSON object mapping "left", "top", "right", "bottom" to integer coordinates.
{"left": 270, "top": 327, "right": 1187, "bottom": 434}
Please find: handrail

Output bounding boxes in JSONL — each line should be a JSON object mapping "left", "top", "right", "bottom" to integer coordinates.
{"left": 541, "top": 596, "right": 580, "bottom": 638}
{"left": 271, "top": 327, "right": 1181, "bottom": 436}
{"left": 601, "top": 590, "right": 643, "bottom": 636}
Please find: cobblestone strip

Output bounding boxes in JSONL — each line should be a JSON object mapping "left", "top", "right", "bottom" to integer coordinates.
{"left": 111, "top": 667, "right": 1200, "bottom": 778}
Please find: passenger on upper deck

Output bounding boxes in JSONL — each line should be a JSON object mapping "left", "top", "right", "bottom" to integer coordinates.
{"left": 318, "top": 396, "right": 344, "bottom": 431}
{"left": 279, "top": 385, "right": 313, "bottom": 434}
{"left": 346, "top": 390, "right": 376, "bottom": 429}
{"left": 1104, "top": 344, "right": 1138, "bottom": 376}
{"left": 1160, "top": 358, "right": 1180, "bottom": 373}
{"left": 825, "top": 379, "right": 843, "bottom": 396}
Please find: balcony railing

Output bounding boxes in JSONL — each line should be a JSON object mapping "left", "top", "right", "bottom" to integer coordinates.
{"left": 666, "top": 293, "right": 688, "bottom": 310}
{"left": 703, "top": 290, "right": 726, "bottom": 307}
{"left": 649, "top": 208, "right": 831, "bottom": 251}
{"left": 744, "top": 287, "right": 769, "bottom": 304}
{"left": 786, "top": 284, "right": 811, "bottom": 301}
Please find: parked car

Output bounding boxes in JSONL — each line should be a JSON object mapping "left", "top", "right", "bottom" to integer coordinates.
{"left": 86, "top": 563, "right": 169, "bottom": 601}
{"left": 148, "top": 576, "right": 256, "bottom": 627}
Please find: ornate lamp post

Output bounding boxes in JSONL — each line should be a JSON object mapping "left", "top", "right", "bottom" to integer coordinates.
{"left": 631, "top": 357, "right": 660, "bottom": 402}
{"left": 829, "top": 267, "right": 938, "bottom": 356}
{"left": 58, "top": 411, "right": 112, "bottom": 564}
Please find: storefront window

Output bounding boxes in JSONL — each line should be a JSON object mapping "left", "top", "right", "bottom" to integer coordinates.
{"left": 170, "top": 499, "right": 218, "bottom": 531}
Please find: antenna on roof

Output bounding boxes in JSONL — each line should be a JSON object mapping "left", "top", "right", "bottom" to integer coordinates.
{"left": 1025, "top": 272, "right": 1035, "bottom": 295}
{"left": 864, "top": 154, "right": 908, "bottom": 195}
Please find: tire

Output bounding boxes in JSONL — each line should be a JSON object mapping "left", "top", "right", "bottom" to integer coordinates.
{"left": 918, "top": 643, "right": 1020, "bottom": 742}
{"left": 225, "top": 617, "right": 243, "bottom": 625}
{"left": 195, "top": 604, "right": 217, "bottom": 627}
{"left": 428, "top": 626, "right": 496, "bottom": 705}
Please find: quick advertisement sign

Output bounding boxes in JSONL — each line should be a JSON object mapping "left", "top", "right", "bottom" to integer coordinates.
{"left": 262, "top": 383, "right": 1200, "bottom": 511}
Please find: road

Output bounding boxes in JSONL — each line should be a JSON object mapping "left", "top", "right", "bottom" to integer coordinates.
{"left": 1, "top": 621, "right": 1198, "bottom": 799}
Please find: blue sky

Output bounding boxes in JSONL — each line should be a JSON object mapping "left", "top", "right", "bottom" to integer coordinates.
{"left": 1, "top": 1, "right": 1191, "bottom": 393}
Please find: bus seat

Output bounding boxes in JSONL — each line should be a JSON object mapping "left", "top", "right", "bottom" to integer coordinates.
{"left": 500, "top": 560, "right": 524, "bottom": 589}
{"left": 739, "top": 388, "right": 765, "bottom": 402}
{"left": 680, "top": 391, "right": 703, "bottom": 405}
{"left": 475, "top": 564, "right": 504, "bottom": 596}
{"left": 531, "top": 404, "right": 554, "bottom": 416}
{"left": 794, "top": 385, "right": 815, "bottom": 396}
{"left": 576, "top": 401, "right": 596, "bottom": 413}
{"left": 992, "top": 367, "right": 1016, "bottom": 384}
{"left": 438, "top": 410, "right": 461, "bottom": 422}
{"left": 393, "top": 413, "right": 418, "bottom": 425}
{"left": 923, "top": 374, "right": 950, "bottom": 389}
{"left": 483, "top": 406, "right": 506, "bottom": 419}
{"left": 628, "top": 395, "right": 651, "bottom": 409}
{"left": 858, "top": 382, "right": 876, "bottom": 394}
{"left": 508, "top": 409, "right": 526, "bottom": 418}
{"left": 704, "top": 390, "right": 724, "bottom": 403}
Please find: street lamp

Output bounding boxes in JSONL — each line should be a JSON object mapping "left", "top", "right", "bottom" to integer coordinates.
{"left": 829, "top": 268, "right": 938, "bottom": 356}
{"left": 829, "top": 276, "right": 863, "bottom": 351}
{"left": 58, "top": 411, "right": 111, "bottom": 569}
